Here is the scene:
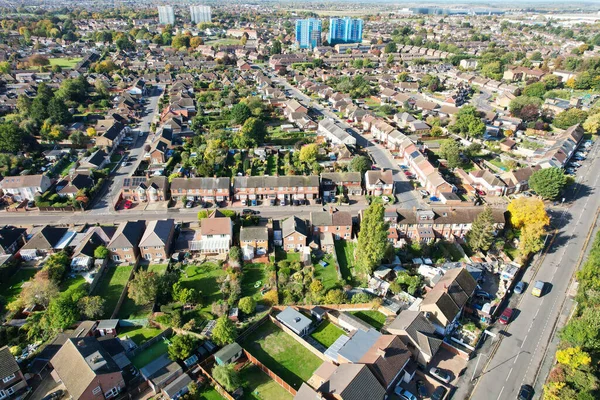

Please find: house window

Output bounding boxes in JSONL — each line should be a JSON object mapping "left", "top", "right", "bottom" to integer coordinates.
{"left": 113, "top": 255, "right": 120, "bottom": 261}
{"left": 0, "top": 390, "right": 6, "bottom": 400}
{"left": 2, "top": 374, "right": 14, "bottom": 383}
{"left": 125, "top": 254, "right": 131, "bottom": 259}
{"left": 105, "top": 387, "right": 120, "bottom": 399}
{"left": 92, "top": 386, "right": 102, "bottom": 396}
{"left": 5, "top": 387, "right": 14, "bottom": 395}
{"left": 155, "top": 253, "right": 162, "bottom": 257}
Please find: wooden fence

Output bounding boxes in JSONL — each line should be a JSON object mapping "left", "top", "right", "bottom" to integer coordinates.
{"left": 243, "top": 349, "right": 298, "bottom": 396}
{"left": 125, "top": 328, "right": 172, "bottom": 357}
{"left": 197, "top": 356, "right": 235, "bottom": 400}
{"left": 268, "top": 315, "right": 329, "bottom": 362}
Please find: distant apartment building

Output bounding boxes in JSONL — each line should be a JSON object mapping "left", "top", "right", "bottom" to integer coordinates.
{"left": 158, "top": 6, "right": 175, "bottom": 25}
{"left": 327, "top": 18, "right": 363, "bottom": 45}
{"left": 295, "top": 18, "right": 322, "bottom": 49}
{"left": 190, "top": 5, "right": 211, "bottom": 24}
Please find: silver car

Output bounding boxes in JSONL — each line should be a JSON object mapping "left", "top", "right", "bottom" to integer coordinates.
{"left": 430, "top": 367, "right": 451, "bottom": 383}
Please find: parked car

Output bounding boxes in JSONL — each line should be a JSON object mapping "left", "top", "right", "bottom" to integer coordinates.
{"left": 419, "top": 190, "right": 429, "bottom": 197}
{"left": 416, "top": 380, "right": 429, "bottom": 398}
{"left": 518, "top": 384, "right": 534, "bottom": 400}
{"left": 41, "top": 390, "right": 64, "bottom": 400}
{"left": 532, "top": 280, "right": 545, "bottom": 297}
{"left": 404, "top": 170, "right": 413, "bottom": 177}
{"left": 242, "top": 209, "right": 257, "bottom": 216}
{"left": 123, "top": 200, "right": 133, "bottom": 210}
{"left": 429, "top": 367, "right": 451, "bottom": 383}
{"left": 185, "top": 201, "right": 194, "bottom": 208}
{"left": 475, "top": 290, "right": 493, "bottom": 300}
{"left": 499, "top": 307, "right": 514, "bottom": 325}
{"left": 431, "top": 386, "right": 448, "bottom": 400}
{"left": 514, "top": 281, "right": 526, "bottom": 294}
{"left": 400, "top": 164, "right": 409, "bottom": 170}
{"left": 27, "top": 200, "right": 35, "bottom": 208}
{"left": 394, "top": 387, "right": 417, "bottom": 400}
{"left": 476, "top": 189, "right": 486, "bottom": 196}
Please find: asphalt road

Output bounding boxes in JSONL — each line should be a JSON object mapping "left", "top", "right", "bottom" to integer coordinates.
{"left": 272, "top": 74, "right": 421, "bottom": 208}
{"left": 89, "top": 85, "right": 163, "bottom": 214}
{"left": 469, "top": 140, "right": 600, "bottom": 400}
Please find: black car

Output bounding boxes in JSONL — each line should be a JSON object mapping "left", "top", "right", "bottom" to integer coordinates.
{"left": 41, "top": 389, "right": 64, "bottom": 400}
{"left": 431, "top": 386, "right": 447, "bottom": 400}
{"left": 518, "top": 384, "right": 534, "bottom": 400}
{"left": 416, "top": 380, "right": 429, "bottom": 398}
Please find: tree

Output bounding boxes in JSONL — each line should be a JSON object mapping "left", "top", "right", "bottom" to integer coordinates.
{"left": 0, "top": 61, "right": 10, "bottom": 74}
{"left": 299, "top": 143, "right": 318, "bottom": 164}
{"left": 173, "top": 283, "right": 198, "bottom": 305}
{"left": 449, "top": 106, "right": 485, "bottom": 137}
{"left": 325, "top": 289, "right": 346, "bottom": 304}
{"left": 384, "top": 42, "right": 397, "bottom": 53}
{"left": 271, "top": 40, "right": 282, "bottom": 55}
{"left": 553, "top": 109, "right": 588, "bottom": 130}
{"left": 28, "top": 54, "right": 49, "bottom": 67}
{"left": 20, "top": 274, "right": 59, "bottom": 308}
{"left": 467, "top": 206, "right": 496, "bottom": 252}
{"left": 86, "top": 127, "right": 97, "bottom": 137}
{"left": 509, "top": 96, "right": 542, "bottom": 118}
{"left": 128, "top": 270, "right": 160, "bottom": 305}
{"left": 523, "top": 82, "right": 547, "bottom": 98}
{"left": 238, "top": 296, "right": 256, "bottom": 314}
{"left": 583, "top": 113, "right": 600, "bottom": 134}
{"left": 235, "top": 117, "right": 266, "bottom": 147}
{"left": 439, "top": 139, "right": 463, "bottom": 168}
{"left": 94, "top": 245, "right": 108, "bottom": 259}
{"left": 190, "top": 36, "right": 203, "bottom": 48}
{"left": 529, "top": 167, "right": 567, "bottom": 200}
{"left": 351, "top": 292, "right": 372, "bottom": 304}
{"left": 263, "top": 289, "right": 279, "bottom": 306}
{"left": 43, "top": 295, "right": 79, "bottom": 332}
{"left": 228, "top": 246, "right": 242, "bottom": 269}
{"left": 396, "top": 272, "right": 423, "bottom": 295}
{"left": 78, "top": 296, "right": 105, "bottom": 319}
{"left": 348, "top": 155, "right": 372, "bottom": 174}
{"left": 356, "top": 203, "right": 389, "bottom": 277}
{"left": 212, "top": 364, "right": 241, "bottom": 392}
{"left": 0, "top": 123, "right": 26, "bottom": 153}
{"left": 43, "top": 252, "right": 69, "bottom": 283}
{"left": 309, "top": 280, "right": 324, "bottom": 294}
{"left": 508, "top": 198, "right": 550, "bottom": 257}
{"left": 212, "top": 316, "right": 236, "bottom": 345}
{"left": 230, "top": 103, "right": 252, "bottom": 125}
{"left": 168, "top": 334, "right": 198, "bottom": 361}
{"left": 556, "top": 347, "right": 591, "bottom": 370}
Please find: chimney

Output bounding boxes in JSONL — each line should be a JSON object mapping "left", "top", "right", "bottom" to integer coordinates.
{"left": 376, "top": 348, "right": 386, "bottom": 358}
{"left": 329, "top": 205, "right": 333, "bottom": 215}
{"left": 77, "top": 340, "right": 85, "bottom": 347}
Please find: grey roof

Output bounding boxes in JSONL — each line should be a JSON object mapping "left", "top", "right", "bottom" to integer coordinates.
{"left": 320, "top": 172, "right": 362, "bottom": 185}
{"left": 140, "top": 353, "right": 182, "bottom": 383}
{"left": 139, "top": 219, "right": 174, "bottom": 248}
{"left": 162, "top": 373, "right": 192, "bottom": 398}
{"left": 276, "top": 307, "right": 312, "bottom": 335}
{"left": 233, "top": 175, "right": 319, "bottom": 189}
{"left": 21, "top": 226, "right": 69, "bottom": 250}
{"left": 0, "top": 346, "right": 20, "bottom": 380}
{"left": 337, "top": 329, "right": 382, "bottom": 363}
{"left": 294, "top": 383, "right": 321, "bottom": 400}
{"left": 239, "top": 226, "right": 268, "bottom": 242}
{"left": 108, "top": 220, "right": 146, "bottom": 249}
{"left": 214, "top": 343, "right": 242, "bottom": 363}
{"left": 319, "top": 364, "right": 386, "bottom": 400}
{"left": 96, "top": 319, "right": 119, "bottom": 331}
{"left": 338, "top": 312, "right": 373, "bottom": 332}
{"left": 170, "top": 177, "right": 230, "bottom": 190}
{"left": 282, "top": 216, "right": 308, "bottom": 238}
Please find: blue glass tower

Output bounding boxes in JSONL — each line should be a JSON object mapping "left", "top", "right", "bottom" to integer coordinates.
{"left": 295, "top": 18, "right": 322, "bottom": 49}
{"left": 327, "top": 18, "right": 363, "bottom": 45}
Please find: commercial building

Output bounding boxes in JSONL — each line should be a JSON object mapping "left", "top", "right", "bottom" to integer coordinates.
{"left": 295, "top": 18, "right": 322, "bottom": 49}
{"left": 190, "top": 5, "right": 211, "bottom": 24}
{"left": 327, "top": 18, "right": 363, "bottom": 45}
{"left": 158, "top": 6, "right": 175, "bottom": 25}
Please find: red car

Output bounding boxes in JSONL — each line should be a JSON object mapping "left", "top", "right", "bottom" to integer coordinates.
{"left": 404, "top": 171, "right": 412, "bottom": 176}
{"left": 476, "top": 189, "right": 486, "bottom": 196}
{"left": 499, "top": 308, "right": 514, "bottom": 325}
{"left": 123, "top": 200, "right": 133, "bottom": 210}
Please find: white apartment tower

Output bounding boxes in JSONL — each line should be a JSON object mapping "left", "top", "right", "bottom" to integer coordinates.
{"left": 190, "top": 5, "right": 211, "bottom": 24}
{"left": 158, "top": 6, "right": 175, "bottom": 25}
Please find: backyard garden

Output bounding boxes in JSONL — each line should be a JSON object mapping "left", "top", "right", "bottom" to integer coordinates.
{"left": 92, "top": 265, "right": 134, "bottom": 318}
{"left": 310, "top": 320, "right": 345, "bottom": 348}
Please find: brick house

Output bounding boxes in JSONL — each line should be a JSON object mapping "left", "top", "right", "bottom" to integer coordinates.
{"left": 170, "top": 177, "right": 230, "bottom": 204}
{"left": 51, "top": 338, "right": 126, "bottom": 400}
{"left": 19, "top": 226, "right": 72, "bottom": 260}
{"left": 239, "top": 226, "right": 269, "bottom": 260}
{"left": 0, "top": 174, "right": 52, "bottom": 201}
{"left": 320, "top": 172, "right": 362, "bottom": 200}
{"left": 0, "top": 346, "right": 28, "bottom": 399}
{"left": 138, "top": 219, "right": 175, "bottom": 262}
{"left": 120, "top": 176, "right": 168, "bottom": 203}
{"left": 95, "top": 122, "right": 127, "bottom": 150}
{"left": 0, "top": 226, "right": 27, "bottom": 255}
{"left": 282, "top": 216, "right": 308, "bottom": 251}
{"left": 365, "top": 170, "right": 394, "bottom": 196}
{"left": 189, "top": 211, "right": 233, "bottom": 255}
{"left": 310, "top": 208, "right": 352, "bottom": 241}
{"left": 108, "top": 220, "right": 146, "bottom": 263}
{"left": 233, "top": 176, "right": 319, "bottom": 205}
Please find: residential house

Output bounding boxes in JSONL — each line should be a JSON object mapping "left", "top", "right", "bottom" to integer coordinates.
{"left": 501, "top": 166, "right": 540, "bottom": 195}
{"left": 95, "top": 122, "right": 126, "bottom": 150}
{"left": 19, "top": 226, "right": 74, "bottom": 260}
{"left": 233, "top": 176, "right": 319, "bottom": 205}
{"left": 239, "top": 226, "right": 268, "bottom": 260}
{"left": 71, "top": 226, "right": 116, "bottom": 271}
{"left": 0, "top": 174, "right": 52, "bottom": 201}
{"left": 120, "top": 176, "right": 168, "bottom": 203}
{"left": 140, "top": 354, "right": 182, "bottom": 394}
{"left": 189, "top": 211, "right": 233, "bottom": 254}
{"left": 139, "top": 219, "right": 175, "bottom": 262}
{"left": 50, "top": 338, "right": 126, "bottom": 400}
{"left": 420, "top": 267, "right": 477, "bottom": 334}
{"left": 310, "top": 208, "right": 353, "bottom": 241}
{"left": 0, "top": 226, "right": 26, "bottom": 255}
{"left": 170, "top": 177, "right": 230, "bottom": 204}
{"left": 0, "top": 346, "right": 28, "bottom": 399}
{"left": 320, "top": 172, "right": 362, "bottom": 199}
{"left": 282, "top": 216, "right": 308, "bottom": 251}
{"left": 357, "top": 335, "right": 412, "bottom": 390}
{"left": 387, "top": 310, "right": 443, "bottom": 366}
{"left": 57, "top": 174, "right": 95, "bottom": 199}
{"left": 108, "top": 220, "right": 146, "bottom": 263}
{"left": 468, "top": 170, "right": 507, "bottom": 196}
{"left": 316, "top": 364, "right": 386, "bottom": 400}
{"left": 78, "top": 150, "right": 109, "bottom": 172}
{"left": 365, "top": 170, "right": 394, "bottom": 196}
{"left": 318, "top": 118, "right": 357, "bottom": 146}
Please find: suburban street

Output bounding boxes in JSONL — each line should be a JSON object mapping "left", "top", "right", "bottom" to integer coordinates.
{"left": 467, "top": 140, "right": 600, "bottom": 400}
{"left": 272, "top": 74, "right": 422, "bottom": 208}
{"left": 89, "top": 85, "right": 163, "bottom": 214}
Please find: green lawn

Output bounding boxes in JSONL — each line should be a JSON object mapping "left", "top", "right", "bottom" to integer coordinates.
{"left": 275, "top": 248, "right": 300, "bottom": 263}
{"left": 240, "top": 364, "right": 293, "bottom": 400}
{"left": 117, "top": 325, "right": 162, "bottom": 346}
{"left": 92, "top": 265, "right": 133, "bottom": 318}
{"left": 131, "top": 337, "right": 170, "bottom": 369}
{"left": 350, "top": 311, "right": 387, "bottom": 330}
{"left": 310, "top": 320, "right": 345, "bottom": 348}
{"left": 313, "top": 254, "right": 339, "bottom": 290}
{"left": 180, "top": 263, "right": 227, "bottom": 312}
{"left": 266, "top": 155, "right": 278, "bottom": 176}
{"left": 199, "top": 386, "right": 224, "bottom": 400}
{"left": 57, "top": 161, "right": 75, "bottom": 177}
{"left": 205, "top": 38, "right": 241, "bottom": 46}
{"left": 439, "top": 242, "right": 465, "bottom": 262}
{"left": 147, "top": 264, "right": 168, "bottom": 274}
{"left": 241, "top": 320, "right": 323, "bottom": 389}
{"left": 241, "top": 264, "right": 267, "bottom": 301}
{"left": 60, "top": 275, "right": 88, "bottom": 296}
{"left": 49, "top": 57, "right": 82, "bottom": 69}
{"left": 117, "top": 264, "right": 168, "bottom": 319}
{"left": 334, "top": 240, "right": 356, "bottom": 282}
{"left": 1, "top": 268, "right": 37, "bottom": 303}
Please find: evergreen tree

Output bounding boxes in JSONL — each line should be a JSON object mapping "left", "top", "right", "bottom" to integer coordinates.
{"left": 356, "top": 203, "right": 389, "bottom": 278}
{"left": 467, "top": 206, "right": 496, "bottom": 252}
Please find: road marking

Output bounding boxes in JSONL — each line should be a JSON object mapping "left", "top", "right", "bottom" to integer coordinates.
{"left": 521, "top": 335, "right": 528, "bottom": 347}
{"left": 514, "top": 353, "right": 520, "bottom": 364}
{"left": 534, "top": 309, "right": 540, "bottom": 319}
{"left": 506, "top": 368, "right": 513, "bottom": 382}
{"left": 496, "top": 386, "right": 504, "bottom": 400}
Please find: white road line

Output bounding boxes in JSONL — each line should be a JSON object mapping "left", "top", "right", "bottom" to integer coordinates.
{"left": 514, "top": 353, "right": 520, "bottom": 364}
{"left": 534, "top": 309, "right": 540, "bottom": 319}
{"left": 522, "top": 335, "right": 528, "bottom": 347}
{"left": 497, "top": 386, "right": 505, "bottom": 400}
{"left": 506, "top": 368, "right": 513, "bottom": 382}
